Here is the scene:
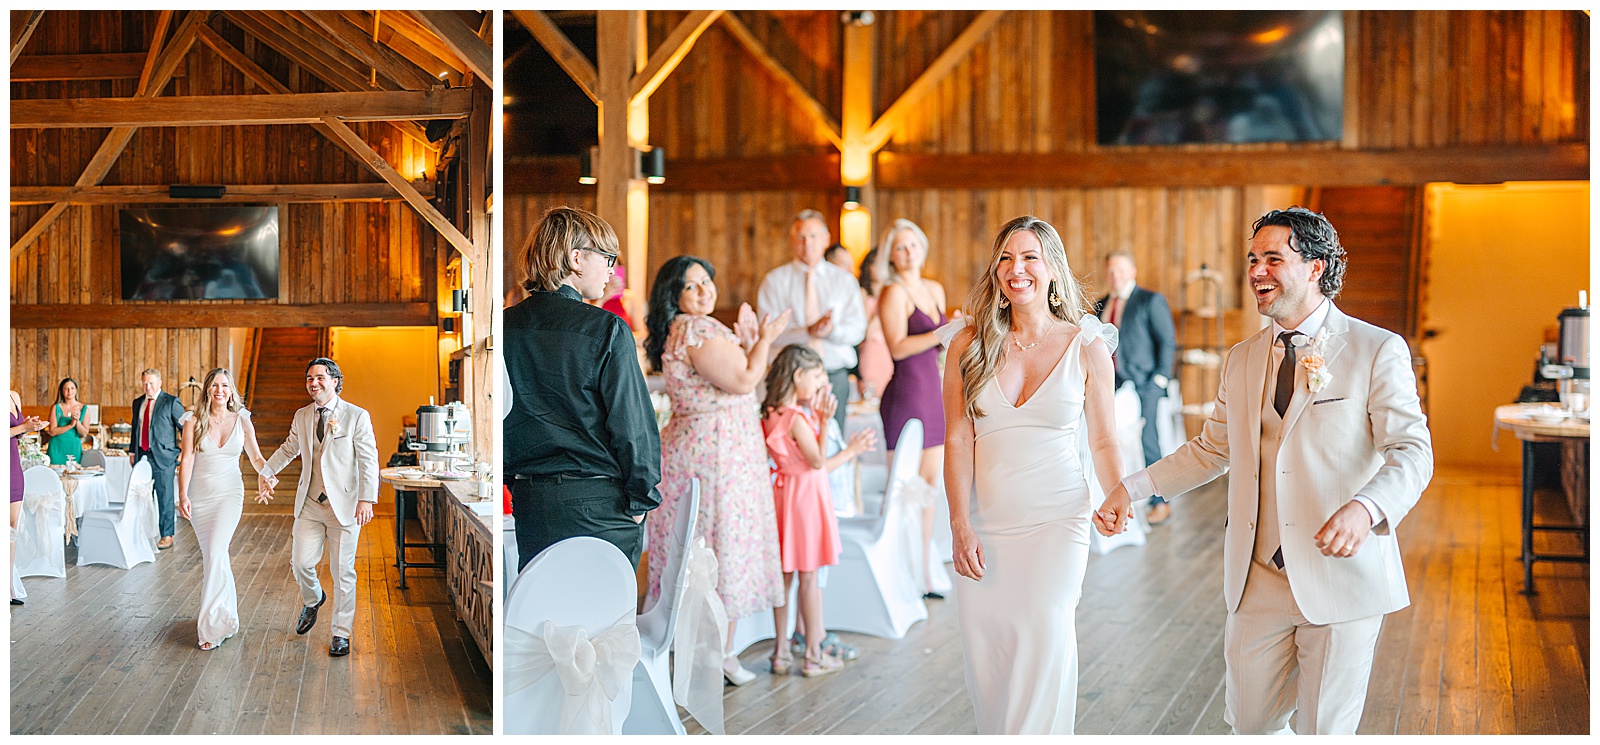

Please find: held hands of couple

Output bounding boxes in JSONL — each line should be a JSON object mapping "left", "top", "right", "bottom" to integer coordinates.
{"left": 1091, "top": 482, "right": 1136, "bottom": 537}
{"left": 254, "top": 472, "right": 279, "bottom": 505}
{"left": 1313, "top": 501, "right": 1374, "bottom": 558}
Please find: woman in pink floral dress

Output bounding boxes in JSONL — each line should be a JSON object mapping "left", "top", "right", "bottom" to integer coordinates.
{"left": 644, "top": 255, "right": 791, "bottom": 685}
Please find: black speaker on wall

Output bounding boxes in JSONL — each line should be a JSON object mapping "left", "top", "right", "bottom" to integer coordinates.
{"left": 168, "top": 185, "right": 225, "bottom": 199}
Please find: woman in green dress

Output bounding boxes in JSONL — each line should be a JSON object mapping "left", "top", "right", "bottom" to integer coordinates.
{"left": 46, "top": 377, "right": 88, "bottom": 465}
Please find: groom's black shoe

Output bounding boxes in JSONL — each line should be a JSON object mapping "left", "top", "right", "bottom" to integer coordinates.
{"left": 296, "top": 591, "right": 327, "bottom": 635}
{"left": 329, "top": 636, "right": 350, "bottom": 657}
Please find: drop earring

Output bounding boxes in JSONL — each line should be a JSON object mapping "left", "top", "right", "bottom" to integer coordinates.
{"left": 1049, "top": 283, "right": 1063, "bottom": 307}
{"left": 998, "top": 296, "right": 1010, "bottom": 309}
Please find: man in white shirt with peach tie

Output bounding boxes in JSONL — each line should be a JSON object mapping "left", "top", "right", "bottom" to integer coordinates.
{"left": 1100, "top": 207, "right": 1432, "bottom": 734}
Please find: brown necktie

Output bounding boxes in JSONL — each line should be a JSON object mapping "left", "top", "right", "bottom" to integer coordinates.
{"left": 316, "top": 406, "right": 329, "bottom": 442}
{"left": 1274, "top": 331, "right": 1299, "bottom": 418}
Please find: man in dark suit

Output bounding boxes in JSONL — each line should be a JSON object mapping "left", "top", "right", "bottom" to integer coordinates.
{"left": 1094, "top": 251, "right": 1178, "bottom": 523}
{"left": 131, "top": 367, "right": 185, "bottom": 549}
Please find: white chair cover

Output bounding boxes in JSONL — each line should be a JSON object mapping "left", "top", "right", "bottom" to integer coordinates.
{"left": 104, "top": 453, "right": 133, "bottom": 505}
{"left": 9, "top": 558, "right": 25, "bottom": 602}
{"left": 17, "top": 466, "right": 67, "bottom": 578}
{"left": 504, "top": 536, "right": 638, "bottom": 735}
{"left": 671, "top": 538, "right": 728, "bottom": 735}
{"left": 823, "top": 419, "right": 929, "bottom": 639}
{"left": 1156, "top": 378, "right": 1186, "bottom": 457}
{"left": 77, "top": 459, "right": 157, "bottom": 569}
{"left": 625, "top": 478, "right": 700, "bottom": 735}
{"left": 79, "top": 449, "right": 106, "bottom": 468}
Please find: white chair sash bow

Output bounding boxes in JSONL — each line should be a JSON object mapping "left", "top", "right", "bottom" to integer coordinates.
{"left": 19, "top": 488, "right": 63, "bottom": 560}
{"left": 506, "top": 613, "right": 640, "bottom": 734}
{"left": 671, "top": 538, "right": 729, "bottom": 735}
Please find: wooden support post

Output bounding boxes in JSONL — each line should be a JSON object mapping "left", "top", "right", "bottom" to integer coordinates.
{"left": 595, "top": 10, "right": 642, "bottom": 317}
{"left": 511, "top": 10, "right": 598, "bottom": 104}
{"left": 839, "top": 19, "right": 875, "bottom": 257}
{"left": 466, "top": 72, "right": 495, "bottom": 462}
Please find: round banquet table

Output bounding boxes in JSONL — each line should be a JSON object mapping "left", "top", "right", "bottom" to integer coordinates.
{"left": 1493, "top": 404, "right": 1591, "bottom": 594}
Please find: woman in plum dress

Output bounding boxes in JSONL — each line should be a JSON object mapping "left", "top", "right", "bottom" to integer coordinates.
{"left": 11, "top": 390, "right": 48, "bottom": 605}
{"left": 875, "top": 219, "right": 950, "bottom": 597}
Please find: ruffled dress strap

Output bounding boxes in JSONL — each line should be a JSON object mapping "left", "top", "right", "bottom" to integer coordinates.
{"left": 932, "top": 315, "right": 970, "bottom": 348}
{"left": 1076, "top": 314, "right": 1119, "bottom": 356}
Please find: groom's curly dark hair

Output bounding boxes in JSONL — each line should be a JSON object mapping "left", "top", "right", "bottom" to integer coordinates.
{"left": 306, "top": 357, "right": 343, "bottom": 394}
{"left": 1251, "top": 207, "right": 1347, "bottom": 299}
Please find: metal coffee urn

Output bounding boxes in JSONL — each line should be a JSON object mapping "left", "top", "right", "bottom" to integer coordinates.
{"left": 1543, "top": 292, "right": 1591, "bottom": 416}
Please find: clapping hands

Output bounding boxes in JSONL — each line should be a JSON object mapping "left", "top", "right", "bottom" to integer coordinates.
{"left": 22, "top": 416, "right": 47, "bottom": 433}
{"left": 733, "top": 304, "right": 792, "bottom": 352}
{"left": 809, "top": 387, "right": 840, "bottom": 425}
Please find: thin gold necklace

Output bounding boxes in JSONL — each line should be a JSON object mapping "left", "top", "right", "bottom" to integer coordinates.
{"left": 1011, "top": 322, "right": 1057, "bottom": 351}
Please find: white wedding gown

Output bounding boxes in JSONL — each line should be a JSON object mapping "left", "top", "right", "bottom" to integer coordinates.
{"left": 190, "top": 418, "right": 245, "bottom": 648}
{"left": 957, "top": 316, "right": 1117, "bottom": 734}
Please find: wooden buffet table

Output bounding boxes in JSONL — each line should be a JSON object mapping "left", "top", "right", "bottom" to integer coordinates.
{"left": 1493, "top": 404, "right": 1591, "bottom": 594}
{"left": 380, "top": 468, "right": 495, "bottom": 666}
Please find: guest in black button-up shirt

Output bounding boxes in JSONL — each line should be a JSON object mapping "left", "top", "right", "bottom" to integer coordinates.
{"left": 504, "top": 207, "right": 661, "bottom": 570}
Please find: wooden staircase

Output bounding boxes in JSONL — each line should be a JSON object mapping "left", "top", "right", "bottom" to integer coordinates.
{"left": 244, "top": 328, "right": 327, "bottom": 502}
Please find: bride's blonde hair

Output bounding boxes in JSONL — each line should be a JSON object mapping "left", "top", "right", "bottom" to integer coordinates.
{"left": 958, "top": 216, "right": 1090, "bottom": 419}
{"left": 193, "top": 367, "right": 244, "bottom": 449}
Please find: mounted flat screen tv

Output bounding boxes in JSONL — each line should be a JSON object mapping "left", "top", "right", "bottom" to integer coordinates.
{"left": 120, "top": 206, "right": 280, "bottom": 300}
{"left": 1095, "top": 10, "right": 1344, "bottom": 146}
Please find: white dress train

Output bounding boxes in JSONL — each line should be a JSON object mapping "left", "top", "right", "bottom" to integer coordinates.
{"left": 956, "top": 317, "right": 1117, "bottom": 734}
{"left": 190, "top": 417, "right": 245, "bottom": 648}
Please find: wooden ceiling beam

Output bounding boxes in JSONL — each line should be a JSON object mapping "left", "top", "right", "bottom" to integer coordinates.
{"left": 11, "top": 303, "right": 437, "bottom": 329}
{"left": 630, "top": 10, "right": 722, "bottom": 104}
{"left": 408, "top": 11, "right": 492, "bottom": 87}
{"left": 864, "top": 10, "right": 1006, "bottom": 152}
{"left": 719, "top": 12, "right": 842, "bottom": 149}
{"left": 12, "top": 183, "right": 434, "bottom": 205}
{"left": 224, "top": 10, "right": 376, "bottom": 93}
{"left": 256, "top": 10, "right": 395, "bottom": 90}
{"left": 320, "top": 115, "right": 475, "bottom": 257}
{"left": 134, "top": 10, "right": 175, "bottom": 96}
{"left": 510, "top": 10, "right": 598, "bottom": 105}
{"left": 199, "top": 19, "right": 437, "bottom": 152}
{"left": 10, "top": 10, "right": 208, "bottom": 261}
{"left": 335, "top": 10, "right": 456, "bottom": 81}
{"left": 12, "top": 88, "right": 474, "bottom": 129}
{"left": 382, "top": 10, "right": 471, "bottom": 75}
{"left": 11, "top": 52, "right": 188, "bottom": 82}
{"left": 10, "top": 10, "right": 44, "bottom": 67}
{"left": 873, "top": 144, "right": 1592, "bottom": 190}
{"left": 298, "top": 10, "right": 437, "bottom": 91}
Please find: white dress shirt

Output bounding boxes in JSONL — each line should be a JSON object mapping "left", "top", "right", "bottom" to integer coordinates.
{"left": 1122, "top": 298, "right": 1384, "bottom": 527}
{"left": 757, "top": 259, "right": 868, "bottom": 371}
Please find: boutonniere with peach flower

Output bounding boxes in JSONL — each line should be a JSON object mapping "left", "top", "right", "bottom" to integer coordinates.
{"left": 1300, "top": 328, "right": 1333, "bottom": 393}
{"left": 326, "top": 414, "right": 341, "bottom": 436}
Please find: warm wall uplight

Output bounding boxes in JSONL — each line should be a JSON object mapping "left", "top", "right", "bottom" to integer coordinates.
{"left": 1251, "top": 26, "right": 1289, "bottom": 44}
{"left": 840, "top": 207, "right": 871, "bottom": 257}
{"left": 841, "top": 148, "right": 872, "bottom": 185}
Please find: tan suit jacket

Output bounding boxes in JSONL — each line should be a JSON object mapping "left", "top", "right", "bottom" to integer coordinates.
{"left": 264, "top": 398, "right": 380, "bottom": 526}
{"left": 1147, "top": 303, "right": 1432, "bottom": 624}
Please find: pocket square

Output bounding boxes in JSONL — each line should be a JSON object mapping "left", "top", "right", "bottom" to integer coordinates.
{"left": 1312, "top": 397, "right": 1347, "bottom": 405}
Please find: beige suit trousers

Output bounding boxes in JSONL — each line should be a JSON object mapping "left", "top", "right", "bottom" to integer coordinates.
{"left": 292, "top": 495, "right": 361, "bottom": 638}
{"left": 1225, "top": 562, "right": 1383, "bottom": 735}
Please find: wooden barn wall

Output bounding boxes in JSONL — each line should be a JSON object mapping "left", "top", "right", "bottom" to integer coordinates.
{"left": 10, "top": 11, "right": 436, "bottom": 307}
{"left": 12, "top": 328, "right": 229, "bottom": 409}
{"left": 508, "top": 10, "right": 1587, "bottom": 337}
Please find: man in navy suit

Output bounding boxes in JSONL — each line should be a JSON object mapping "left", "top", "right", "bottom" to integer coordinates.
{"left": 131, "top": 368, "right": 186, "bottom": 549}
{"left": 1094, "top": 251, "right": 1178, "bottom": 523}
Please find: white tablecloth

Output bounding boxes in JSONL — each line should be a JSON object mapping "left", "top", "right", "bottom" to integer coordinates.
{"left": 67, "top": 474, "right": 109, "bottom": 519}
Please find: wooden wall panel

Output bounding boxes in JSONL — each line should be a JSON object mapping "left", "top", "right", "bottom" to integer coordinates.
{"left": 10, "top": 202, "right": 434, "bottom": 306}
{"left": 645, "top": 12, "right": 840, "bottom": 159}
{"left": 883, "top": 10, "right": 1586, "bottom": 155}
{"left": 11, "top": 328, "right": 228, "bottom": 409}
{"left": 502, "top": 192, "right": 595, "bottom": 305}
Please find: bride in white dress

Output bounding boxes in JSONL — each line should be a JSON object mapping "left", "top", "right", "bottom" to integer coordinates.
{"left": 940, "top": 216, "right": 1136, "bottom": 734}
{"left": 178, "top": 368, "right": 272, "bottom": 651}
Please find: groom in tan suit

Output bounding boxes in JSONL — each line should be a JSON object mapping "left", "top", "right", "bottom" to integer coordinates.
{"left": 1106, "top": 208, "right": 1432, "bottom": 734}
{"left": 260, "top": 358, "right": 379, "bottom": 657}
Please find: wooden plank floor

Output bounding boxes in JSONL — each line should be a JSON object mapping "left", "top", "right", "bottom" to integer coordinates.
{"left": 9, "top": 506, "right": 492, "bottom": 735}
{"left": 691, "top": 469, "right": 1588, "bottom": 735}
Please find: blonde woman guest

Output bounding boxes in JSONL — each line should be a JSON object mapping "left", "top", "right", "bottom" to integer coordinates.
{"left": 10, "top": 390, "right": 48, "bottom": 605}
{"left": 875, "top": 219, "right": 949, "bottom": 597}
{"left": 46, "top": 377, "right": 89, "bottom": 465}
{"left": 643, "top": 255, "right": 791, "bottom": 685}
{"left": 177, "top": 368, "right": 272, "bottom": 650}
{"left": 942, "top": 216, "right": 1130, "bottom": 733}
